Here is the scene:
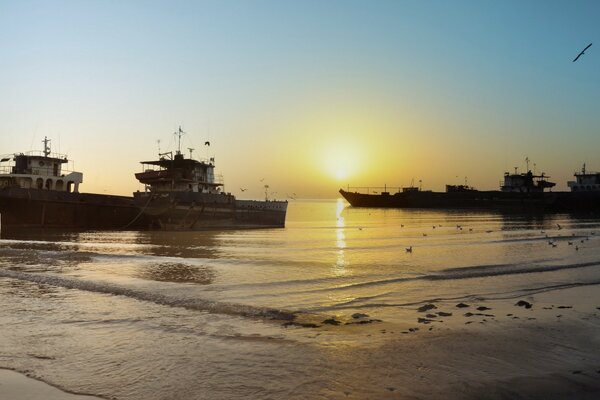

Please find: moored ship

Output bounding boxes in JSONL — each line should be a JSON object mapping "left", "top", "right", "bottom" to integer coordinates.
{"left": 340, "top": 165, "right": 600, "bottom": 212}
{"left": 0, "top": 137, "right": 145, "bottom": 229}
{"left": 133, "top": 128, "right": 287, "bottom": 230}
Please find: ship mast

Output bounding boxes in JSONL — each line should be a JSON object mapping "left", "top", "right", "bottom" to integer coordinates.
{"left": 175, "top": 126, "right": 185, "bottom": 155}
{"left": 42, "top": 136, "right": 51, "bottom": 157}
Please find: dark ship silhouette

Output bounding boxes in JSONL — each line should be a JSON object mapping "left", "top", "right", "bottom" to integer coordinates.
{"left": 340, "top": 163, "right": 600, "bottom": 212}
{"left": 0, "top": 132, "right": 287, "bottom": 230}
{"left": 0, "top": 137, "right": 145, "bottom": 229}
{"left": 133, "top": 129, "right": 287, "bottom": 230}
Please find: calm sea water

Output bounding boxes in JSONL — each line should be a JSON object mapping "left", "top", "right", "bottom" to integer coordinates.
{"left": 1, "top": 199, "right": 600, "bottom": 399}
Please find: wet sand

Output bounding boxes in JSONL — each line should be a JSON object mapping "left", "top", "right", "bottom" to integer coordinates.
{"left": 0, "top": 368, "right": 102, "bottom": 400}
{"left": 2, "top": 284, "right": 599, "bottom": 399}
{"left": 285, "top": 284, "right": 600, "bottom": 399}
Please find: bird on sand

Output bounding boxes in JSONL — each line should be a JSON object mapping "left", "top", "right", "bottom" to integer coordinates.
{"left": 573, "top": 43, "right": 592, "bottom": 62}
{"left": 406, "top": 246, "right": 413, "bottom": 253}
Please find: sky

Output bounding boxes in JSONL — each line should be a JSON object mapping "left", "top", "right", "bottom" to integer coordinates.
{"left": 1, "top": 0, "right": 599, "bottom": 198}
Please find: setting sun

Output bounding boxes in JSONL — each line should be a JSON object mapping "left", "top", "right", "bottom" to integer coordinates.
{"left": 324, "top": 146, "right": 357, "bottom": 181}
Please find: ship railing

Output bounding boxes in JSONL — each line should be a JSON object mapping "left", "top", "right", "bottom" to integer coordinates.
{"left": 344, "top": 186, "right": 402, "bottom": 194}
{"left": 15, "top": 150, "right": 70, "bottom": 160}
{"left": 0, "top": 163, "right": 81, "bottom": 177}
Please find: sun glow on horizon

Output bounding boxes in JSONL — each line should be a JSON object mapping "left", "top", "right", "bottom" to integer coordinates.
{"left": 322, "top": 141, "right": 363, "bottom": 182}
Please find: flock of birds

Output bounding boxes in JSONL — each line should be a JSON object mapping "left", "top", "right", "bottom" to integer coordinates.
{"left": 239, "top": 179, "right": 297, "bottom": 200}
{"left": 385, "top": 222, "right": 595, "bottom": 254}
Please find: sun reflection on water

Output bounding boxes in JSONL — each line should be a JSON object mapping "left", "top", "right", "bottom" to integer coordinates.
{"left": 334, "top": 198, "right": 347, "bottom": 276}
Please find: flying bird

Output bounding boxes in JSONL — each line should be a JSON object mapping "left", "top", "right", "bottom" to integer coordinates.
{"left": 240, "top": 188, "right": 247, "bottom": 192}
{"left": 573, "top": 43, "right": 592, "bottom": 62}
{"left": 204, "top": 141, "right": 210, "bottom": 146}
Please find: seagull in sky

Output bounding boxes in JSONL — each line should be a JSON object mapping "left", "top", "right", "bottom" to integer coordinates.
{"left": 573, "top": 43, "right": 592, "bottom": 62}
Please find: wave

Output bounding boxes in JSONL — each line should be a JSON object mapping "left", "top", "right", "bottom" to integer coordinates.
{"left": 0, "top": 269, "right": 296, "bottom": 321}
{"left": 296, "top": 259, "right": 600, "bottom": 294}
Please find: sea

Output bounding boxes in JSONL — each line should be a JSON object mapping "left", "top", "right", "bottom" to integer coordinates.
{"left": 1, "top": 199, "right": 600, "bottom": 399}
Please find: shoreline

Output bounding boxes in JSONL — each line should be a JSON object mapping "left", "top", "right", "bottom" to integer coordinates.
{"left": 0, "top": 368, "right": 104, "bottom": 400}
{"left": 1, "top": 277, "right": 599, "bottom": 399}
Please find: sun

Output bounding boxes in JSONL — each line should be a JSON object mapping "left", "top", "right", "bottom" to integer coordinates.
{"left": 323, "top": 145, "right": 358, "bottom": 182}
{"left": 335, "top": 167, "right": 349, "bottom": 180}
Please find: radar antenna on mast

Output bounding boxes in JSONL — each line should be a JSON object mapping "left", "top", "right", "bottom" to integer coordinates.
{"left": 174, "top": 126, "right": 185, "bottom": 155}
{"left": 42, "top": 136, "right": 51, "bottom": 157}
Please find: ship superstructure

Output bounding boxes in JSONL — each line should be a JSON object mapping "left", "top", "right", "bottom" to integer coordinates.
{"left": 500, "top": 168, "right": 555, "bottom": 193}
{"left": 567, "top": 164, "right": 600, "bottom": 192}
{"left": 133, "top": 128, "right": 287, "bottom": 230}
{"left": 0, "top": 137, "right": 82, "bottom": 193}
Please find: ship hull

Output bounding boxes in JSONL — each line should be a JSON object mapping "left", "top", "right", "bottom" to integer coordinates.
{"left": 339, "top": 189, "right": 600, "bottom": 212}
{"left": 339, "top": 189, "right": 555, "bottom": 209}
{"left": 0, "top": 187, "right": 146, "bottom": 229}
{"left": 133, "top": 192, "right": 287, "bottom": 230}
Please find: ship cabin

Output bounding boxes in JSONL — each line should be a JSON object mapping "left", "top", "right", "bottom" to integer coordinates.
{"left": 402, "top": 186, "right": 420, "bottom": 193}
{"left": 567, "top": 164, "right": 600, "bottom": 192}
{"left": 0, "top": 137, "right": 83, "bottom": 193}
{"left": 500, "top": 169, "right": 555, "bottom": 193}
{"left": 446, "top": 184, "right": 477, "bottom": 193}
{"left": 135, "top": 151, "right": 224, "bottom": 194}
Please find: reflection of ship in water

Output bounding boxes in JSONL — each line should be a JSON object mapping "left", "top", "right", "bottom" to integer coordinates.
{"left": 133, "top": 231, "right": 219, "bottom": 284}
{"left": 340, "top": 163, "right": 600, "bottom": 212}
{"left": 134, "top": 128, "right": 288, "bottom": 230}
{"left": 0, "top": 137, "right": 145, "bottom": 229}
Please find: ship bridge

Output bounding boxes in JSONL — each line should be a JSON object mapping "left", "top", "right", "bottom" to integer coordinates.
{"left": 0, "top": 137, "right": 83, "bottom": 192}
{"left": 136, "top": 152, "right": 224, "bottom": 194}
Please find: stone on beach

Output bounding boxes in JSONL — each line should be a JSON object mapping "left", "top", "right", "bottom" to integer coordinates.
{"left": 515, "top": 300, "right": 533, "bottom": 309}
{"left": 456, "top": 302, "right": 470, "bottom": 308}
{"left": 417, "top": 304, "right": 437, "bottom": 312}
{"left": 437, "top": 311, "right": 452, "bottom": 317}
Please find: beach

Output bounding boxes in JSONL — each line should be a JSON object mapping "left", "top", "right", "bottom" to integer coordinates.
{"left": 3, "top": 285, "right": 599, "bottom": 399}
{"left": 1, "top": 200, "right": 600, "bottom": 399}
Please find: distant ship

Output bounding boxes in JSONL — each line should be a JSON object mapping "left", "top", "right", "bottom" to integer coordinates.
{"left": 133, "top": 129, "right": 287, "bottom": 230}
{"left": 0, "top": 137, "right": 145, "bottom": 229}
{"left": 340, "top": 165, "right": 600, "bottom": 212}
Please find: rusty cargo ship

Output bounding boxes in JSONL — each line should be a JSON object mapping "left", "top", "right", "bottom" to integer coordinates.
{"left": 0, "top": 137, "right": 145, "bottom": 229}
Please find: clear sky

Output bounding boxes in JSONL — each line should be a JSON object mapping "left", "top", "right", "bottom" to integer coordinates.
{"left": 1, "top": 0, "right": 599, "bottom": 198}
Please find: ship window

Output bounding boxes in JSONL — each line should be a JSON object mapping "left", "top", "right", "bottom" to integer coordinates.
{"left": 45, "top": 179, "right": 52, "bottom": 190}
{"left": 67, "top": 181, "right": 73, "bottom": 193}
{"left": 36, "top": 178, "right": 43, "bottom": 189}
{"left": 55, "top": 180, "right": 64, "bottom": 191}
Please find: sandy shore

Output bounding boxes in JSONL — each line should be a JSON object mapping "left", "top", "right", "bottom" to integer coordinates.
{"left": 1, "top": 283, "right": 599, "bottom": 399}
{"left": 0, "top": 368, "right": 102, "bottom": 400}
{"left": 286, "top": 283, "right": 600, "bottom": 399}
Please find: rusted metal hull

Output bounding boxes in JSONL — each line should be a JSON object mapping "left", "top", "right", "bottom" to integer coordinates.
{"left": 0, "top": 187, "right": 147, "bottom": 229}
{"left": 133, "top": 192, "right": 287, "bottom": 230}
